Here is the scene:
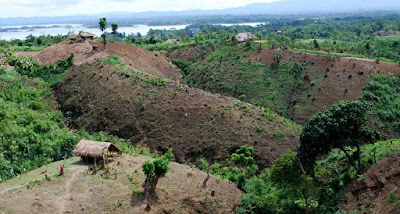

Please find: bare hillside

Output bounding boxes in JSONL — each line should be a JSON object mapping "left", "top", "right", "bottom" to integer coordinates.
{"left": 54, "top": 54, "right": 301, "bottom": 168}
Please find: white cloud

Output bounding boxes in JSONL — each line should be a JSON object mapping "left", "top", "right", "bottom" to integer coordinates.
{"left": 0, "top": 0, "right": 280, "bottom": 18}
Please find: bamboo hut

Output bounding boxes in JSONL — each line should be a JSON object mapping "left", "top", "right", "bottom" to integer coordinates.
{"left": 73, "top": 139, "right": 122, "bottom": 164}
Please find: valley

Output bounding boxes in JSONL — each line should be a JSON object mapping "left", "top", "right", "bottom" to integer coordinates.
{"left": 1, "top": 7, "right": 400, "bottom": 214}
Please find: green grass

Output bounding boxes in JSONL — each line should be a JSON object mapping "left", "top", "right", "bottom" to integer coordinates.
{"left": 294, "top": 36, "right": 400, "bottom": 63}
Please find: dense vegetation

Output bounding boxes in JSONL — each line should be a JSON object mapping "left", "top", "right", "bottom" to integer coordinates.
{"left": 5, "top": 52, "right": 74, "bottom": 86}
{"left": 116, "top": 15, "right": 400, "bottom": 62}
{"left": 0, "top": 68, "right": 76, "bottom": 180}
{"left": 0, "top": 34, "right": 67, "bottom": 52}
{"left": 361, "top": 75, "right": 400, "bottom": 138}
{"left": 197, "top": 103, "right": 398, "bottom": 213}
{"left": 236, "top": 139, "right": 400, "bottom": 213}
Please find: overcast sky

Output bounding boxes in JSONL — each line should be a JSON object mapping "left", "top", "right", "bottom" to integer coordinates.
{"left": 0, "top": 0, "right": 281, "bottom": 18}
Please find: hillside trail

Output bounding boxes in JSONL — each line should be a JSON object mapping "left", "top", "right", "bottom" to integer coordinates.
{"left": 58, "top": 166, "right": 84, "bottom": 214}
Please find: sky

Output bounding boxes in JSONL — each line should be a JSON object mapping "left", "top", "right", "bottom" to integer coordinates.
{"left": 0, "top": 0, "right": 281, "bottom": 18}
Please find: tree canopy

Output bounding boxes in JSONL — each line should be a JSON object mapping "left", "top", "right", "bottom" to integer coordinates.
{"left": 298, "top": 101, "right": 379, "bottom": 171}
{"left": 99, "top": 17, "right": 107, "bottom": 32}
{"left": 142, "top": 149, "right": 174, "bottom": 195}
{"left": 111, "top": 23, "right": 118, "bottom": 40}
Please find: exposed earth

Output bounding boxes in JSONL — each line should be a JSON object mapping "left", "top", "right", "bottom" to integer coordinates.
{"left": 341, "top": 152, "right": 400, "bottom": 214}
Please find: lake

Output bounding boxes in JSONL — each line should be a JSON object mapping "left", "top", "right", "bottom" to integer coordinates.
{"left": 0, "top": 22, "right": 266, "bottom": 41}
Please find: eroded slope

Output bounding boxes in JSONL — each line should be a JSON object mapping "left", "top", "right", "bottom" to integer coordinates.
{"left": 54, "top": 57, "right": 301, "bottom": 167}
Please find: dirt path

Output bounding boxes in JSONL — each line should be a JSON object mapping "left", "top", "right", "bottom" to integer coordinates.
{"left": 58, "top": 168, "right": 83, "bottom": 214}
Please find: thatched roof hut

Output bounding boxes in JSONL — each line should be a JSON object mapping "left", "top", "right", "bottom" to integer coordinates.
{"left": 235, "top": 32, "right": 257, "bottom": 43}
{"left": 79, "top": 32, "right": 95, "bottom": 40}
{"left": 73, "top": 139, "right": 122, "bottom": 159}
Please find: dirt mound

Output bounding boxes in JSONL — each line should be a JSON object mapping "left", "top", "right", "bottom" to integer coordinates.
{"left": 54, "top": 58, "right": 301, "bottom": 168}
{"left": 340, "top": 152, "right": 400, "bottom": 214}
{"left": 23, "top": 41, "right": 181, "bottom": 81}
{"left": 0, "top": 155, "right": 242, "bottom": 214}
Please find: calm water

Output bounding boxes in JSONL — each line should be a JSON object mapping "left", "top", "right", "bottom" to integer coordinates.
{"left": 0, "top": 22, "right": 266, "bottom": 41}
{"left": 0, "top": 24, "right": 189, "bottom": 41}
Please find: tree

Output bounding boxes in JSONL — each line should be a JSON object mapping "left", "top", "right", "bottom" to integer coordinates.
{"left": 101, "top": 33, "right": 107, "bottom": 49}
{"left": 273, "top": 49, "right": 283, "bottom": 64}
{"left": 245, "top": 38, "right": 251, "bottom": 48}
{"left": 149, "top": 29, "right": 156, "bottom": 44}
{"left": 313, "top": 39, "right": 319, "bottom": 49}
{"left": 99, "top": 18, "right": 107, "bottom": 49}
{"left": 298, "top": 101, "right": 379, "bottom": 173}
{"left": 111, "top": 23, "right": 118, "bottom": 41}
{"left": 366, "top": 42, "right": 370, "bottom": 51}
{"left": 270, "top": 150, "right": 301, "bottom": 187}
{"left": 99, "top": 17, "right": 107, "bottom": 33}
{"left": 142, "top": 149, "right": 173, "bottom": 196}
{"left": 255, "top": 32, "right": 262, "bottom": 52}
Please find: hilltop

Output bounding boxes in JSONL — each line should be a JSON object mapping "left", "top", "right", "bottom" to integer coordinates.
{"left": 19, "top": 40, "right": 181, "bottom": 81}
{"left": 0, "top": 155, "right": 242, "bottom": 213}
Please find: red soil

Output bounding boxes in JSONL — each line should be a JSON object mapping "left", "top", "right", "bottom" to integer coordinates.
{"left": 341, "top": 152, "right": 400, "bottom": 214}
